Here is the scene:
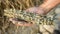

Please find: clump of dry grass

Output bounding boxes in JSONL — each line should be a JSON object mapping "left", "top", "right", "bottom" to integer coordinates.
{"left": 0, "top": 0, "right": 43, "bottom": 34}
{"left": 1, "top": 0, "right": 43, "bottom": 10}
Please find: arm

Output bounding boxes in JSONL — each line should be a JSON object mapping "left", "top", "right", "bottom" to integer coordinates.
{"left": 39, "top": 0, "right": 60, "bottom": 14}
{"left": 26, "top": 0, "right": 60, "bottom": 15}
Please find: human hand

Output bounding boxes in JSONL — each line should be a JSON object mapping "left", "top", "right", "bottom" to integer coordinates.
{"left": 25, "top": 7, "right": 45, "bottom": 15}
{"left": 9, "top": 7, "right": 45, "bottom": 26}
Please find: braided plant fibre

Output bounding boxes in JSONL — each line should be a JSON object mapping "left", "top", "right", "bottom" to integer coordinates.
{"left": 0, "top": 0, "right": 56, "bottom": 34}
{"left": 0, "top": 0, "right": 43, "bottom": 27}
{"left": 0, "top": 0, "right": 56, "bottom": 27}
{"left": 2, "top": 0, "right": 43, "bottom": 26}
{"left": 0, "top": 0, "right": 42, "bottom": 34}
{"left": 0, "top": 0, "right": 43, "bottom": 33}
{"left": 3, "top": 0, "right": 55, "bottom": 26}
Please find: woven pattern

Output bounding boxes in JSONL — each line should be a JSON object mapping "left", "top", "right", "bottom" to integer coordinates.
{"left": 4, "top": 9, "right": 56, "bottom": 25}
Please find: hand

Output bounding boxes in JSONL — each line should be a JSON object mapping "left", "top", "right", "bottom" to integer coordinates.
{"left": 25, "top": 7, "right": 45, "bottom": 15}
{"left": 9, "top": 7, "right": 45, "bottom": 26}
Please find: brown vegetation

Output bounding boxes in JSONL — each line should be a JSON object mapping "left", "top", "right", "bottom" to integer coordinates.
{"left": 0, "top": 0, "right": 43, "bottom": 34}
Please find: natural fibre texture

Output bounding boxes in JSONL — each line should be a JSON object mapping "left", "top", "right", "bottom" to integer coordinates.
{"left": 0, "top": 0, "right": 43, "bottom": 34}
{"left": 0, "top": 0, "right": 57, "bottom": 34}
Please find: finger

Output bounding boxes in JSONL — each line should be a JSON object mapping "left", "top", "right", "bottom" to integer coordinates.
{"left": 36, "top": 8, "right": 45, "bottom": 15}
{"left": 25, "top": 7, "right": 38, "bottom": 13}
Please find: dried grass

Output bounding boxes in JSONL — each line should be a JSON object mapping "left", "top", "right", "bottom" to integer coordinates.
{"left": 0, "top": 0, "right": 43, "bottom": 34}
